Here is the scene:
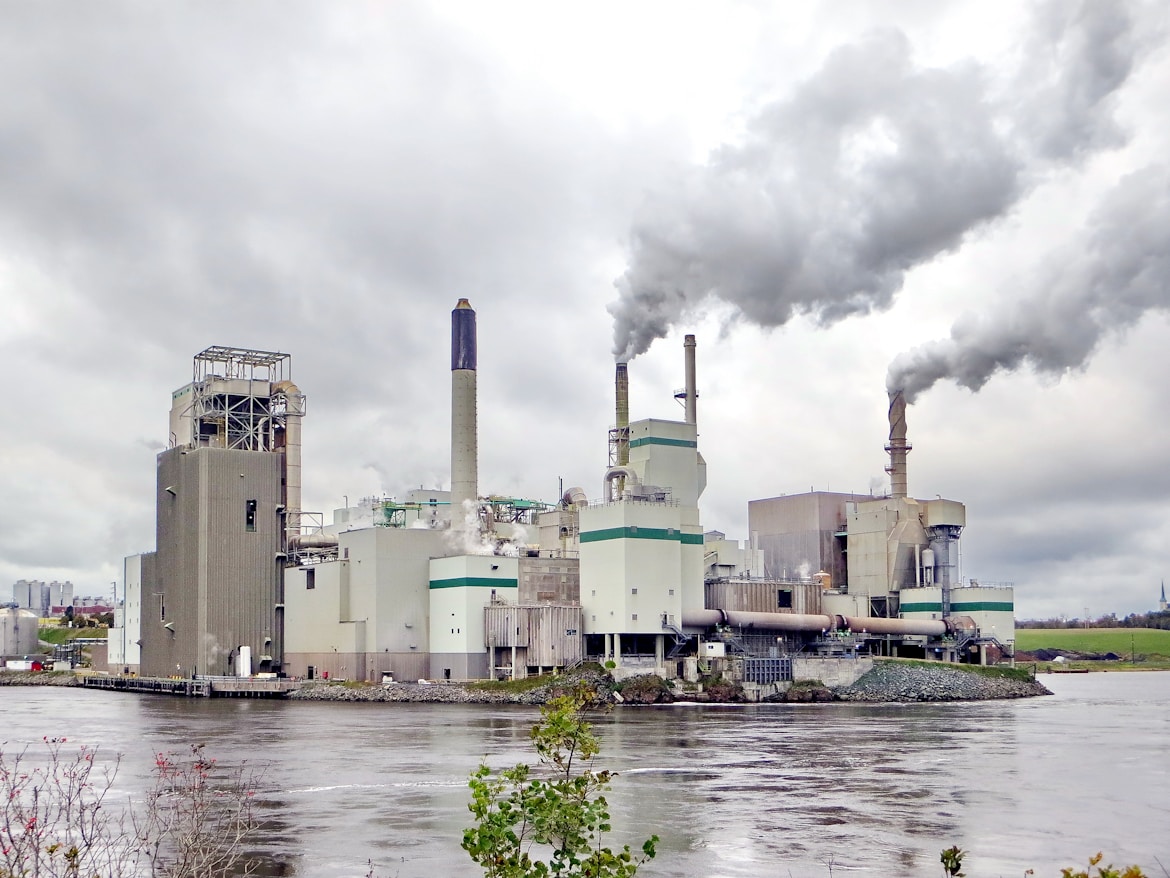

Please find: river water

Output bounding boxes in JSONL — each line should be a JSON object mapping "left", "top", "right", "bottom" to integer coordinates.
{"left": 2, "top": 672, "right": 1168, "bottom": 877}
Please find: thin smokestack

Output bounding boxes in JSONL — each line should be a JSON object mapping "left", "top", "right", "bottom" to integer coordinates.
{"left": 615, "top": 362, "right": 629, "bottom": 467}
{"left": 451, "top": 299, "right": 478, "bottom": 530}
{"left": 884, "top": 389, "right": 911, "bottom": 499}
{"left": 683, "top": 334, "right": 697, "bottom": 426}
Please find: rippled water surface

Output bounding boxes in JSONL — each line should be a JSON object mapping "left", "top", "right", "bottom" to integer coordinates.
{"left": 2, "top": 672, "right": 1168, "bottom": 876}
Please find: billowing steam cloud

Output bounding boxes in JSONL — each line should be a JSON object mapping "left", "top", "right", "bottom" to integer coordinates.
{"left": 889, "top": 164, "right": 1170, "bottom": 400}
{"left": 610, "top": 2, "right": 1146, "bottom": 365}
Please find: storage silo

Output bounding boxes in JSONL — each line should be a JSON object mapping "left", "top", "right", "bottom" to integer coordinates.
{"left": 1, "top": 607, "right": 41, "bottom": 658}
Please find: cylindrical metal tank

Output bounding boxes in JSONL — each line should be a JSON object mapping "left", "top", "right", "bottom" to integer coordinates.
{"left": 0, "top": 608, "right": 41, "bottom": 657}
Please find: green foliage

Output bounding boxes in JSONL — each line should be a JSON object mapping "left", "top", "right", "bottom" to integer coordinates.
{"left": 1060, "top": 852, "right": 1147, "bottom": 878}
{"left": 462, "top": 682, "right": 657, "bottom": 878}
{"left": 467, "top": 675, "right": 565, "bottom": 694}
{"left": 940, "top": 845, "right": 965, "bottom": 877}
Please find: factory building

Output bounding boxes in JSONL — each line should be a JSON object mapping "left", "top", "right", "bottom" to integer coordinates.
{"left": 107, "top": 553, "right": 144, "bottom": 673}
{"left": 127, "top": 301, "right": 1014, "bottom": 684}
{"left": 139, "top": 347, "right": 305, "bottom": 678}
{"left": 745, "top": 391, "right": 1015, "bottom": 660}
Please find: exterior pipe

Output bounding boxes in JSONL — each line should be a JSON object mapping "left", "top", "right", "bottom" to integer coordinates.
{"left": 682, "top": 608, "right": 949, "bottom": 637}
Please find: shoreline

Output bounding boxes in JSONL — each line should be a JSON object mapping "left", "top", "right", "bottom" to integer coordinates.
{"left": 1, "top": 662, "right": 1053, "bottom": 703}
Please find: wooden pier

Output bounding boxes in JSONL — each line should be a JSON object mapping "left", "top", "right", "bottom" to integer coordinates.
{"left": 81, "top": 675, "right": 300, "bottom": 698}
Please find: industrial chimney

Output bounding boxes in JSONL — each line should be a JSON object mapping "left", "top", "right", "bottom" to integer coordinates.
{"left": 885, "top": 389, "right": 911, "bottom": 499}
{"left": 683, "top": 334, "right": 697, "bottom": 426}
{"left": 615, "top": 362, "right": 630, "bottom": 466}
{"left": 451, "top": 299, "right": 478, "bottom": 533}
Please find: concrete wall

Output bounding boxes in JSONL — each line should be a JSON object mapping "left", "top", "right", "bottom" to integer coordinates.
{"left": 748, "top": 492, "right": 853, "bottom": 586}
{"left": 579, "top": 500, "right": 693, "bottom": 637}
{"left": 428, "top": 554, "right": 518, "bottom": 680}
{"left": 518, "top": 556, "right": 580, "bottom": 604}
{"left": 627, "top": 418, "right": 704, "bottom": 506}
{"left": 109, "top": 553, "right": 144, "bottom": 672}
{"left": 792, "top": 656, "right": 873, "bottom": 687}
{"left": 284, "top": 526, "right": 446, "bottom": 681}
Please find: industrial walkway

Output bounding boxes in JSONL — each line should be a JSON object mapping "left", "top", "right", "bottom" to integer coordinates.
{"left": 81, "top": 675, "right": 300, "bottom": 698}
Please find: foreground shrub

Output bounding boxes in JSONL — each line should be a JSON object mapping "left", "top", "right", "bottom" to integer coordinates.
{"left": 0, "top": 737, "right": 259, "bottom": 878}
{"left": 462, "top": 682, "right": 657, "bottom": 877}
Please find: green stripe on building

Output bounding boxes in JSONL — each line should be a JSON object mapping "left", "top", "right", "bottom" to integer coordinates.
{"left": 429, "top": 577, "right": 518, "bottom": 590}
{"left": 952, "top": 601, "right": 1014, "bottom": 612}
{"left": 580, "top": 527, "right": 704, "bottom": 545}
{"left": 901, "top": 601, "right": 1014, "bottom": 614}
{"left": 629, "top": 437, "right": 697, "bottom": 449}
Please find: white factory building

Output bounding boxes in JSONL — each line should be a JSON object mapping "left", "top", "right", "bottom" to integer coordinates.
{"left": 122, "top": 300, "right": 1014, "bottom": 683}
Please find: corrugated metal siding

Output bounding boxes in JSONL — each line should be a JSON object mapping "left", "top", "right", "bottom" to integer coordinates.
{"left": 143, "top": 448, "right": 281, "bottom": 677}
{"left": 485, "top": 605, "right": 583, "bottom": 667}
{"left": 705, "top": 580, "right": 821, "bottom": 615}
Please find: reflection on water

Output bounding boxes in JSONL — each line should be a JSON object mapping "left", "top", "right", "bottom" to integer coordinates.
{"left": 2, "top": 672, "right": 1168, "bottom": 877}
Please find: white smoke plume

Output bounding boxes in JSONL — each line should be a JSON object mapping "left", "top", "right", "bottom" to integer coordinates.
{"left": 610, "top": 2, "right": 1149, "bottom": 368}
{"left": 889, "top": 163, "right": 1170, "bottom": 400}
{"left": 443, "top": 499, "right": 531, "bottom": 557}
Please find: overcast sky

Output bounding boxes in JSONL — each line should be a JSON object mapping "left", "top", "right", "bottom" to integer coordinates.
{"left": 2, "top": 1, "right": 1168, "bottom": 619}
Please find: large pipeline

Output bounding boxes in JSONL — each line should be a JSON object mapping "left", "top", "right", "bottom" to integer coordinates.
{"left": 682, "top": 608, "right": 955, "bottom": 637}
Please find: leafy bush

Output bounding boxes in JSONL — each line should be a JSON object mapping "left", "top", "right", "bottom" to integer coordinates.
{"left": 462, "top": 682, "right": 657, "bottom": 877}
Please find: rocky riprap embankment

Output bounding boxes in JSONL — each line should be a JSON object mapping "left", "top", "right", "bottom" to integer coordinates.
{"left": 288, "top": 670, "right": 615, "bottom": 705}
{"left": 0, "top": 671, "right": 80, "bottom": 687}
{"left": 833, "top": 662, "right": 1052, "bottom": 702}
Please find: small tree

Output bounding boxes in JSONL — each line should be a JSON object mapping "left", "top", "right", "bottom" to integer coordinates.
{"left": 462, "top": 683, "right": 657, "bottom": 878}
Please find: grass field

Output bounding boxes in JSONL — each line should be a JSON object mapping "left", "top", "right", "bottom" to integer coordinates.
{"left": 37, "top": 627, "right": 108, "bottom": 645}
{"left": 1015, "top": 627, "right": 1170, "bottom": 658}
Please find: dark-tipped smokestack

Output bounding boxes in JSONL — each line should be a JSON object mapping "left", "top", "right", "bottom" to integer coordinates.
{"left": 884, "top": 389, "right": 911, "bottom": 499}
{"left": 451, "top": 299, "right": 478, "bottom": 530}
{"left": 615, "top": 362, "right": 629, "bottom": 466}
{"left": 683, "top": 334, "right": 697, "bottom": 425}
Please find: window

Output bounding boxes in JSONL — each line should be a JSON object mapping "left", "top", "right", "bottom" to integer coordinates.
{"left": 245, "top": 499, "right": 257, "bottom": 532}
{"left": 777, "top": 589, "right": 792, "bottom": 609}
{"left": 631, "top": 613, "right": 638, "bottom": 621}
{"left": 668, "top": 589, "right": 675, "bottom": 596}
{"left": 305, "top": 569, "right": 316, "bottom": 590}
{"left": 631, "top": 587, "right": 638, "bottom": 595}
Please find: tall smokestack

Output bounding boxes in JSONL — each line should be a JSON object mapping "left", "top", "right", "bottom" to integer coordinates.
{"left": 683, "top": 334, "right": 697, "bottom": 426}
{"left": 885, "top": 389, "right": 911, "bottom": 499}
{"left": 451, "top": 299, "right": 478, "bottom": 530}
{"left": 615, "top": 362, "right": 629, "bottom": 466}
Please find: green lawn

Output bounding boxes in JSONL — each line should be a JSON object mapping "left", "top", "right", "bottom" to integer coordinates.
{"left": 38, "top": 627, "right": 108, "bottom": 645}
{"left": 1015, "top": 627, "right": 1170, "bottom": 658}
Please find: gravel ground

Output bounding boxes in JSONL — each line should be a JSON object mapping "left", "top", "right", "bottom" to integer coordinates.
{"left": 834, "top": 662, "right": 1052, "bottom": 702}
